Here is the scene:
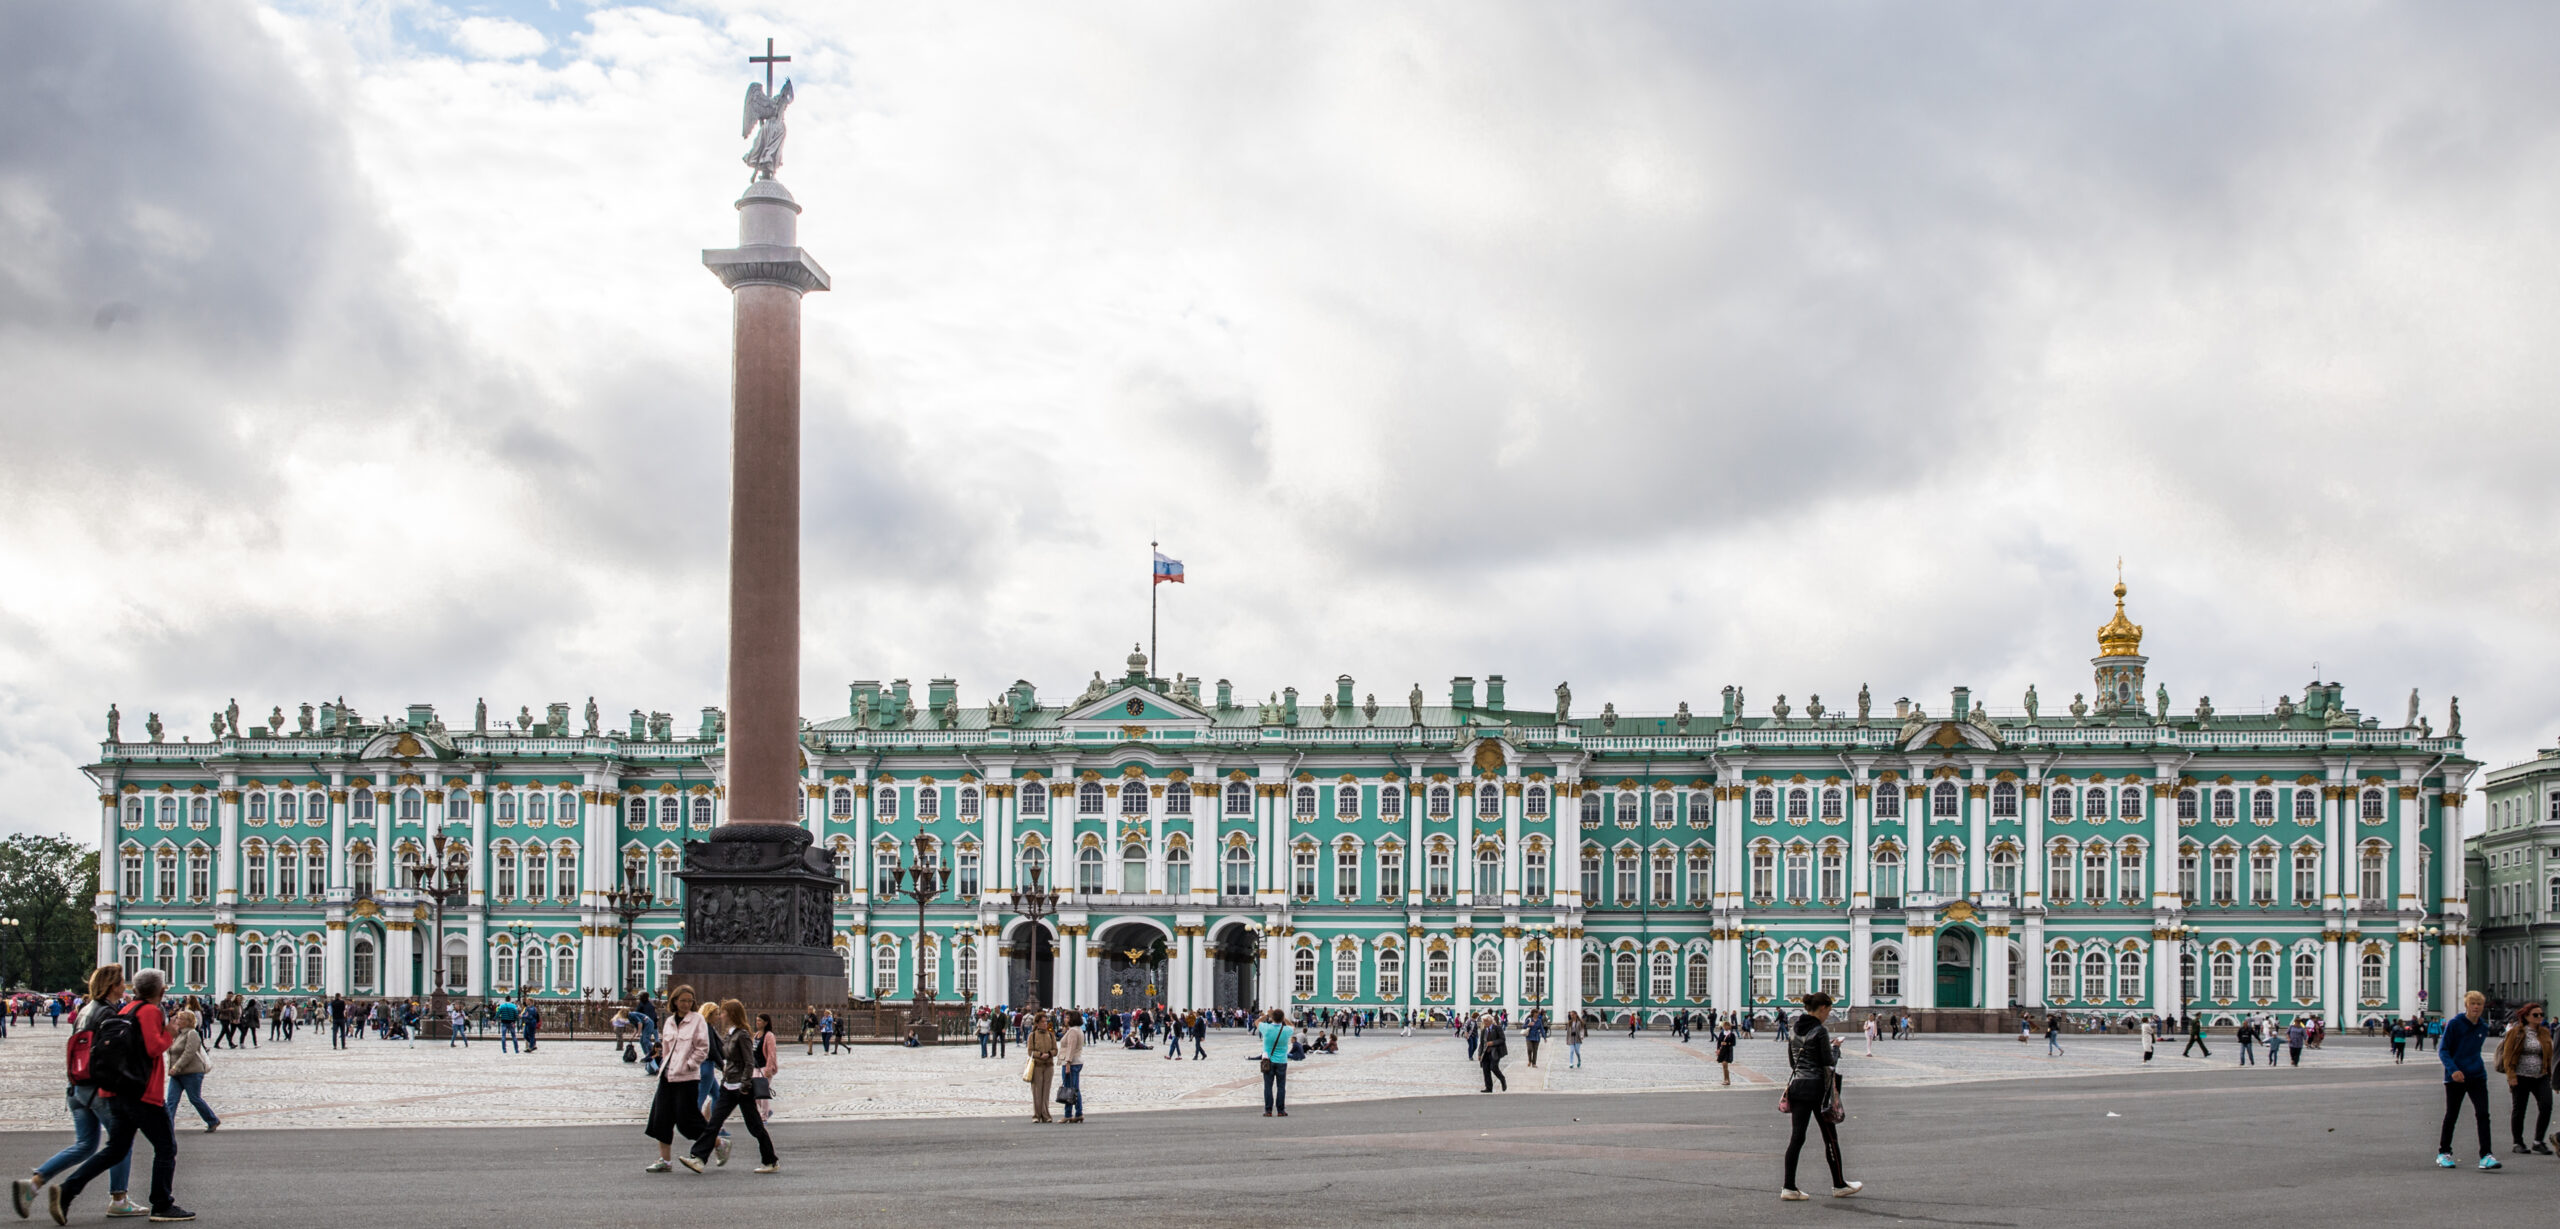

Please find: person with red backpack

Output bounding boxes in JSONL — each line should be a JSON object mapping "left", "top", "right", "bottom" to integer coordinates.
{"left": 12, "top": 967, "right": 141, "bottom": 1221}
{"left": 48, "top": 966, "right": 188, "bottom": 1223}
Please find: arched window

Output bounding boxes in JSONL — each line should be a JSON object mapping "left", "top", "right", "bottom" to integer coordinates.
{"left": 2080, "top": 948, "right": 2109, "bottom": 1001}
{"left": 1475, "top": 946, "right": 1501, "bottom": 1001}
{"left": 1653, "top": 793, "right": 1674, "bottom": 826}
{"left": 2251, "top": 790, "right": 2274, "bottom": 821}
{"left": 352, "top": 935, "right": 378, "bottom": 992}
{"left": 2117, "top": 947, "right": 2144, "bottom": 1002}
{"left": 2211, "top": 790, "right": 2235, "bottom": 822}
{"left": 1338, "top": 785, "right": 1361, "bottom": 818}
{"left": 1752, "top": 789, "right": 1775, "bottom": 820}
{"left": 1616, "top": 794, "right": 1638, "bottom": 826}
{"left": 1294, "top": 946, "right": 1318, "bottom": 999}
{"left": 1429, "top": 947, "right": 1454, "bottom": 1000}
{"left": 247, "top": 793, "right": 267, "bottom": 823}
{"left": 1686, "top": 950, "right": 1710, "bottom": 1000}
{"left": 1750, "top": 949, "right": 1774, "bottom": 1001}
{"left": 691, "top": 796, "right": 713, "bottom": 827}
{"left": 1335, "top": 944, "right": 1360, "bottom": 999}
{"left": 1121, "top": 785, "right": 1148, "bottom": 816}
{"left": 1478, "top": 784, "right": 1502, "bottom": 819}
{"left": 1164, "top": 846, "right": 1190, "bottom": 896}
{"left": 348, "top": 846, "right": 375, "bottom": 897}
{"left": 2294, "top": 949, "right": 2319, "bottom": 995}
{"left": 1870, "top": 944, "right": 1901, "bottom": 998}
{"left": 829, "top": 789, "right": 852, "bottom": 819}
{"left": 277, "top": 792, "right": 298, "bottom": 823}
{"left": 1818, "top": 949, "right": 1844, "bottom": 997}
{"left": 2361, "top": 789, "right": 2385, "bottom": 821}
{"left": 1379, "top": 785, "right": 1403, "bottom": 819}
{"left": 1615, "top": 951, "right": 1640, "bottom": 1001}
{"left": 1020, "top": 784, "right": 1047, "bottom": 817}
{"left": 1688, "top": 792, "right": 1711, "bottom": 825}
{"left": 1477, "top": 846, "right": 1503, "bottom": 899}
{"left": 1076, "top": 846, "right": 1104, "bottom": 894}
{"left": 1378, "top": 946, "right": 1404, "bottom": 1000}
{"left": 1987, "top": 847, "right": 2017, "bottom": 895}
{"left": 1524, "top": 786, "right": 1548, "bottom": 818}
{"left": 1581, "top": 793, "right": 1602, "bottom": 826}
{"left": 1932, "top": 781, "right": 1960, "bottom": 817}
{"left": 1429, "top": 786, "right": 1452, "bottom": 818}
{"left": 1991, "top": 782, "right": 2018, "bottom": 818}
{"left": 1651, "top": 950, "right": 1675, "bottom": 1000}
{"left": 1786, "top": 789, "right": 1809, "bottom": 820}
{"left": 960, "top": 788, "right": 982, "bottom": 819}
{"left": 1783, "top": 949, "right": 1811, "bottom": 999}
{"left": 2052, "top": 786, "right": 2075, "bottom": 820}
{"left": 2121, "top": 786, "right": 2143, "bottom": 819}
{"left": 627, "top": 796, "right": 650, "bottom": 827}
{"left": 497, "top": 793, "right": 519, "bottom": 824}
{"left": 351, "top": 791, "right": 375, "bottom": 822}
{"left": 1929, "top": 848, "right": 1960, "bottom": 897}
{"left": 2249, "top": 950, "right": 2276, "bottom": 999}
{"left": 1223, "top": 845, "right": 1252, "bottom": 896}
{"left": 1874, "top": 784, "right": 1901, "bottom": 819}
{"left": 1225, "top": 782, "right": 1252, "bottom": 816}
{"left": 1122, "top": 841, "right": 1148, "bottom": 893}
{"left": 2048, "top": 947, "right": 2074, "bottom": 1001}
{"left": 244, "top": 942, "right": 268, "bottom": 988}
{"left": 2294, "top": 789, "right": 2317, "bottom": 821}
{"left": 2210, "top": 950, "right": 2237, "bottom": 1000}
{"left": 1078, "top": 783, "right": 1105, "bottom": 814}
{"left": 874, "top": 942, "right": 899, "bottom": 997}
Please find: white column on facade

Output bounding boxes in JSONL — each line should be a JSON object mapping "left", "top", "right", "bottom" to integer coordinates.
{"left": 1502, "top": 927, "right": 1522, "bottom": 1016}
{"left": 2025, "top": 776, "right": 2046, "bottom": 908}
{"left": 385, "top": 916, "right": 416, "bottom": 998}
{"left": 852, "top": 927, "right": 872, "bottom": 998}
{"left": 1983, "top": 924, "right": 2010, "bottom": 1011}
{"left": 1965, "top": 771, "right": 1987, "bottom": 899}
{"left": 1849, "top": 914, "right": 1874, "bottom": 1007}
{"left": 1408, "top": 933, "right": 1428, "bottom": 1016}
{"left": 1049, "top": 787, "right": 1071, "bottom": 899}
{"left": 95, "top": 791, "right": 119, "bottom": 967}
{"left": 1452, "top": 930, "right": 1472, "bottom": 1015}
{"left": 1503, "top": 776, "right": 1523, "bottom": 906}
{"left": 1072, "top": 926, "right": 1093, "bottom": 1008}
{"left": 212, "top": 774, "right": 241, "bottom": 997}
{"left": 1148, "top": 783, "right": 1166, "bottom": 896}
{"left": 324, "top": 920, "right": 348, "bottom": 993}
{"left": 1191, "top": 785, "right": 1216, "bottom": 908}
{"left": 328, "top": 774, "right": 350, "bottom": 892}
{"left": 1850, "top": 779, "right": 1872, "bottom": 906}
{"left": 1717, "top": 780, "right": 1745, "bottom": 1008}
{"left": 1411, "top": 783, "right": 1429, "bottom": 907}
{"left": 2026, "top": 914, "right": 2050, "bottom": 1009}
{"left": 2324, "top": 772, "right": 2347, "bottom": 1022}
{"left": 2442, "top": 785, "right": 2471, "bottom": 1008}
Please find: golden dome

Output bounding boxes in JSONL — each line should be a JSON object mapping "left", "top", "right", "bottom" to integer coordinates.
{"left": 2096, "top": 581, "right": 2144, "bottom": 657}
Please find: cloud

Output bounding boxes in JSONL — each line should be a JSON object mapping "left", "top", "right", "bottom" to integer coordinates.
{"left": 3, "top": 1, "right": 2559, "bottom": 840}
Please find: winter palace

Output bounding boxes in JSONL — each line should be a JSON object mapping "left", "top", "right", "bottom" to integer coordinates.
{"left": 84, "top": 583, "right": 2478, "bottom": 1026}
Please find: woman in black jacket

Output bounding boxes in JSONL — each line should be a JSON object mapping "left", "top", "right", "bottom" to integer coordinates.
{"left": 1780, "top": 991, "right": 1862, "bottom": 1201}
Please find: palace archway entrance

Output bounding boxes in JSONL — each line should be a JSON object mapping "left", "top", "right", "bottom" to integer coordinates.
{"left": 1935, "top": 927, "right": 1977, "bottom": 1008}
{"left": 1211, "top": 923, "right": 1259, "bottom": 1013}
{"left": 1096, "top": 923, "right": 1169, "bottom": 1012}
{"left": 1006, "top": 921, "right": 1056, "bottom": 1010}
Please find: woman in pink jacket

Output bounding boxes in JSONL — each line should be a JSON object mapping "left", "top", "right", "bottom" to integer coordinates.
{"left": 643, "top": 985, "right": 712, "bottom": 1173}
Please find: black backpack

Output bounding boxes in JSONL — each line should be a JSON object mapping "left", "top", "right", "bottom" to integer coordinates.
{"left": 85, "top": 1005, "right": 153, "bottom": 1101}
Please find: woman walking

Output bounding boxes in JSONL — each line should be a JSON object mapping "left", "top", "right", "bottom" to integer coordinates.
{"left": 642, "top": 985, "right": 715, "bottom": 1174}
{"left": 1057, "top": 1014, "right": 1087, "bottom": 1123}
{"left": 1565, "top": 1010, "right": 1587, "bottom": 1070}
{"left": 48, "top": 968, "right": 187, "bottom": 1223}
{"left": 12, "top": 967, "right": 140, "bottom": 1221}
{"left": 163, "top": 1010, "right": 220, "bottom": 1131}
{"left": 2497, "top": 1002, "right": 2553, "bottom": 1156}
{"left": 1026, "top": 1015, "right": 1058, "bottom": 1124}
{"left": 1778, "top": 990, "right": 1861, "bottom": 1202}
{"left": 683, "top": 1000, "right": 778, "bottom": 1174}
{"left": 753, "top": 1014, "right": 780, "bottom": 1124}
{"left": 1714, "top": 1019, "right": 1739, "bottom": 1086}
{"left": 1260, "top": 1009, "right": 1293, "bottom": 1117}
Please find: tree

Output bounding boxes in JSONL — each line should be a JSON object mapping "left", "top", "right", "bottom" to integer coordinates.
{"left": 0, "top": 835, "right": 99, "bottom": 991}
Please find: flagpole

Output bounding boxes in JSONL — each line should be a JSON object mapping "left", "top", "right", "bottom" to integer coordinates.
{"left": 1149, "top": 539, "right": 1158, "bottom": 679}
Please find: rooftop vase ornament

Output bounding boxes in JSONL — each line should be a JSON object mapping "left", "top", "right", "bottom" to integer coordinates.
{"left": 1771, "top": 695, "right": 1790, "bottom": 722}
{"left": 1806, "top": 695, "right": 1825, "bottom": 720}
{"left": 300, "top": 702, "right": 316, "bottom": 734}
{"left": 146, "top": 712, "right": 163, "bottom": 743}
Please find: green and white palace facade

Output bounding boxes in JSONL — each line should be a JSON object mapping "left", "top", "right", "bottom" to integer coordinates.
{"left": 83, "top": 584, "right": 2477, "bottom": 1026}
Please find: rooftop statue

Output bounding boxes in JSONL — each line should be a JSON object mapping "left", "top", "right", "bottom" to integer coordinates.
{"left": 2448, "top": 696, "right": 2462, "bottom": 739}
{"left": 105, "top": 704, "right": 119, "bottom": 743}
{"left": 1857, "top": 684, "right": 1871, "bottom": 722}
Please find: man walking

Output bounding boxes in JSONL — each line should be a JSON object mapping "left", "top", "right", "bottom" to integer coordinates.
{"left": 2183, "top": 1015, "right": 2212, "bottom": 1059}
{"left": 2438, "top": 991, "right": 2500, "bottom": 1170}
{"left": 328, "top": 993, "right": 348, "bottom": 1049}
{"left": 2046, "top": 1015, "right": 2064, "bottom": 1057}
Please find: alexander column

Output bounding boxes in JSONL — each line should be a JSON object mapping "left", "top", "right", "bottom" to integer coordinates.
{"left": 674, "top": 41, "right": 841, "bottom": 1010}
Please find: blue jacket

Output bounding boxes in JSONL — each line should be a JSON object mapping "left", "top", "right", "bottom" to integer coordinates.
{"left": 2441, "top": 1012, "right": 2490, "bottom": 1082}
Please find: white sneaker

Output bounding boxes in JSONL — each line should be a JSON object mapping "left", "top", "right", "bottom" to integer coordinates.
{"left": 643, "top": 1160, "right": 671, "bottom": 1173}
{"left": 714, "top": 1136, "right": 732, "bottom": 1167}
{"left": 1833, "top": 1181, "right": 1864, "bottom": 1197}
{"left": 1779, "top": 1189, "right": 1810, "bottom": 1201}
{"left": 677, "top": 1156, "right": 704, "bottom": 1173}
{"left": 753, "top": 1162, "right": 778, "bottom": 1174}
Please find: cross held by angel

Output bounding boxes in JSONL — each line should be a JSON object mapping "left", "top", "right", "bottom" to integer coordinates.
{"left": 740, "top": 38, "right": 794, "bottom": 182}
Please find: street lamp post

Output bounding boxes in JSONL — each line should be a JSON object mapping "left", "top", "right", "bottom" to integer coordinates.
{"left": 603, "top": 858, "right": 659, "bottom": 1002}
{"left": 1008, "top": 865, "right": 1059, "bottom": 1013}
{"left": 892, "top": 852, "right": 946, "bottom": 1036}
{"left": 0, "top": 916, "right": 17, "bottom": 1035}
{"left": 413, "top": 835, "right": 472, "bottom": 1033}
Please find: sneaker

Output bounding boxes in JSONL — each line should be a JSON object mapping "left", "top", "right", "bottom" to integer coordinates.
{"left": 147, "top": 1209, "right": 194, "bottom": 1224}
{"left": 2436, "top": 1153, "right": 2457, "bottom": 1169}
{"left": 1779, "top": 1189, "right": 1810, "bottom": 1201}
{"left": 105, "top": 1198, "right": 146, "bottom": 1218}
{"left": 2480, "top": 1156, "right": 2503, "bottom": 1171}
{"left": 678, "top": 1156, "right": 704, "bottom": 1173}
{"left": 13, "top": 1177, "right": 35, "bottom": 1219}
{"left": 753, "top": 1163, "right": 778, "bottom": 1174}
{"left": 44, "top": 1187, "right": 63, "bottom": 1227}
{"left": 2537, "top": 1141, "right": 2554, "bottom": 1156}
{"left": 1833, "top": 1181, "right": 1864, "bottom": 1198}
{"left": 643, "top": 1161, "right": 671, "bottom": 1173}
{"left": 714, "top": 1136, "right": 732, "bottom": 1167}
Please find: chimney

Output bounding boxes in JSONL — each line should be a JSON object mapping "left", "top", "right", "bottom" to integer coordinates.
{"left": 1282, "top": 687, "right": 1300, "bottom": 726}
{"left": 1451, "top": 676, "right": 1476, "bottom": 710}
{"left": 1486, "top": 675, "right": 1506, "bottom": 711}
{"left": 1336, "top": 675, "right": 1356, "bottom": 710}
{"left": 1216, "top": 679, "right": 1233, "bottom": 710}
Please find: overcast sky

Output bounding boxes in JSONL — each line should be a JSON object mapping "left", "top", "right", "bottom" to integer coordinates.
{"left": 3, "top": 1, "right": 2556, "bottom": 841}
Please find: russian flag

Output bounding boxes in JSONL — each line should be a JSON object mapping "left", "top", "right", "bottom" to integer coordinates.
{"left": 1152, "top": 551, "right": 1184, "bottom": 584}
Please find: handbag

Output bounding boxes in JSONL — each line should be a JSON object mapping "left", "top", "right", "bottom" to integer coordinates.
{"left": 1021, "top": 1057, "right": 1037, "bottom": 1083}
{"left": 751, "top": 1076, "right": 772, "bottom": 1100}
{"left": 1820, "top": 1078, "right": 1846, "bottom": 1125}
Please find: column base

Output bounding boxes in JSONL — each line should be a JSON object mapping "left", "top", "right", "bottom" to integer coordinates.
{"left": 673, "top": 823, "right": 844, "bottom": 1017}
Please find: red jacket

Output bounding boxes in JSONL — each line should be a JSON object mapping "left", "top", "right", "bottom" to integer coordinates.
{"left": 104, "top": 1001, "right": 174, "bottom": 1107}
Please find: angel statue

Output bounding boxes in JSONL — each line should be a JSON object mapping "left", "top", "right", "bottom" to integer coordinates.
{"left": 742, "top": 78, "right": 795, "bottom": 182}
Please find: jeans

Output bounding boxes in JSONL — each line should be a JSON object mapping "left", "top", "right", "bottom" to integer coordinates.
{"left": 165, "top": 1074, "right": 217, "bottom": 1128}
{"left": 499, "top": 1020, "right": 519, "bottom": 1053}
{"left": 2239, "top": 1043, "right": 2254, "bottom": 1066}
{"left": 1060, "top": 1063, "right": 1084, "bottom": 1118}
{"left": 1783, "top": 1095, "right": 1846, "bottom": 1192}
{"left": 2510, "top": 1073, "right": 2553, "bottom": 1148}
{"left": 35, "top": 1087, "right": 131, "bottom": 1191}
{"left": 60, "top": 1095, "right": 176, "bottom": 1212}
{"left": 331, "top": 1020, "right": 347, "bottom": 1048}
{"left": 1568, "top": 1042, "right": 1582, "bottom": 1068}
{"left": 2442, "top": 1077, "right": 2493, "bottom": 1157}
{"left": 1262, "top": 1063, "right": 1288, "bottom": 1114}
{"left": 978, "top": 1033, "right": 990, "bottom": 1058}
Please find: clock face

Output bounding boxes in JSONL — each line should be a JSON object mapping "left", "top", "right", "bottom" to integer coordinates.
{"left": 1125, "top": 699, "right": 1145, "bottom": 717}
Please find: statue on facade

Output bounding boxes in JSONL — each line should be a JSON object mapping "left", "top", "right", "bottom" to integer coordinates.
{"left": 2194, "top": 695, "right": 2214, "bottom": 727}
{"left": 105, "top": 704, "right": 120, "bottom": 742}
{"left": 1857, "top": 684, "right": 1871, "bottom": 723}
{"left": 1772, "top": 695, "right": 1790, "bottom": 722}
{"left": 1554, "top": 682, "right": 1571, "bottom": 723}
{"left": 2418, "top": 716, "right": 2433, "bottom": 738}
{"left": 741, "top": 77, "right": 794, "bottom": 182}
{"left": 2069, "top": 693, "right": 2088, "bottom": 720}
{"left": 2154, "top": 683, "right": 2169, "bottom": 718}
{"left": 585, "top": 697, "right": 601, "bottom": 737}
{"left": 898, "top": 695, "right": 917, "bottom": 727}
{"left": 1362, "top": 693, "right": 1378, "bottom": 723}
{"left": 1320, "top": 691, "right": 1337, "bottom": 722}
{"left": 2024, "top": 685, "right": 2039, "bottom": 720}
{"left": 1080, "top": 672, "right": 1108, "bottom": 704}
{"left": 224, "top": 698, "right": 240, "bottom": 736}
{"left": 2273, "top": 695, "right": 2295, "bottom": 722}
{"left": 1409, "top": 684, "right": 1425, "bottom": 724}
{"left": 1807, "top": 695, "right": 1825, "bottom": 720}
{"left": 1600, "top": 702, "right": 1618, "bottom": 732}
{"left": 299, "top": 702, "right": 316, "bottom": 734}
{"left": 145, "top": 712, "right": 163, "bottom": 743}
{"left": 2448, "top": 696, "right": 2463, "bottom": 739}
{"left": 2406, "top": 688, "right": 2420, "bottom": 728}
{"left": 2323, "top": 700, "right": 2351, "bottom": 729}
{"left": 1675, "top": 701, "right": 1691, "bottom": 733}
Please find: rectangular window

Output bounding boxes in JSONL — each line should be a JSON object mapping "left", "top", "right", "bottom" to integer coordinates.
{"left": 1292, "top": 848, "right": 1317, "bottom": 899}
{"left": 1653, "top": 852, "right": 1675, "bottom": 905}
{"left": 1020, "top": 785, "right": 1046, "bottom": 816}
{"left": 122, "top": 852, "right": 143, "bottom": 900}
{"left": 2359, "top": 850, "right": 2386, "bottom": 903}
{"left": 245, "top": 854, "right": 268, "bottom": 899}
{"left": 1615, "top": 852, "right": 1639, "bottom": 903}
{"left": 1784, "top": 849, "right": 1811, "bottom": 900}
{"left": 1427, "top": 847, "right": 1452, "bottom": 898}
{"left": 2178, "top": 850, "right": 2198, "bottom": 904}
{"left": 1874, "top": 787, "right": 1900, "bottom": 819}
{"left": 2250, "top": 849, "right": 2276, "bottom": 903}
{"left": 156, "top": 852, "right": 177, "bottom": 901}
{"left": 2049, "top": 848, "right": 2073, "bottom": 901}
{"left": 1819, "top": 847, "right": 1844, "bottom": 900}
{"left": 1580, "top": 851, "right": 1601, "bottom": 901}
{"left": 875, "top": 851, "right": 899, "bottom": 897}
{"left": 1524, "top": 849, "right": 1548, "bottom": 900}
{"left": 2118, "top": 846, "right": 2145, "bottom": 902}
{"left": 958, "top": 789, "right": 979, "bottom": 819}
{"left": 1476, "top": 850, "right": 1502, "bottom": 899}
{"left": 1425, "top": 950, "right": 1451, "bottom": 1001}
{"left": 1337, "top": 847, "right": 1360, "bottom": 901}
{"left": 2211, "top": 851, "right": 2236, "bottom": 904}
{"left": 1873, "top": 857, "right": 1900, "bottom": 908}
{"left": 957, "top": 850, "right": 979, "bottom": 898}
{"left": 1750, "top": 849, "right": 1774, "bottom": 902}
{"left": 1379, "top": 787, "right": 1403, "bottom": 819}
{"left": 1380, "top": 849, "right": 1405, "bottom": 899}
